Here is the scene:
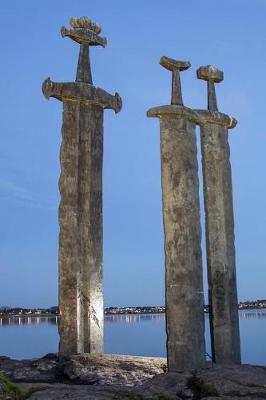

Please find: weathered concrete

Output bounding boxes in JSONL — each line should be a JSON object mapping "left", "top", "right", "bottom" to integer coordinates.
{"left": 147, "top": 57, "right": 205, "bottom": 371}
{"left": 42, "top": 17, "right": 122, "bottom": 356}
{"left": 196, "top": 65, "right": 241, "bottom": 364}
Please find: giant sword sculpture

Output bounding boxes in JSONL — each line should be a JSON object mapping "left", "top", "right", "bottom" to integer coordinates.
{"left": 196, "top": 65, "right": 241, "bottom": 364}
{"left": 147, "top": 57, "right": 206, "bottom": 371}
{"left": 42, "top": 17, "right": 122, "bottom": 356}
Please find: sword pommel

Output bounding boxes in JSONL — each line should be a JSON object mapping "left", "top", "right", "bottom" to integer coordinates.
{"left": 70, "top": 16, "right": 101, "bottom": 34}
{"left": 160, "top": 57, "right": 190, "bottom": 72}
{"left": 197, "top": 65, "right": 223, "bottom": 112}
{"left": 61, "top": 17, "right": 107, "bottom": 47}
{"left": 160, "top": 56, "right": 191, "bottom": 106}
{"left": 197, "top": 65, "right": 223, "bottom": 83}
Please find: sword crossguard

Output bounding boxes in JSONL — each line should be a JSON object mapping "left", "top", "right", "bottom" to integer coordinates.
{"left": 42, "top": 78, "right": 122, "bottom": 113}
{"left": 197, "top": 65, "right": 223, "bottom": 112}
{"left": 160, "top": 56, "right": 191, "bottom": 106}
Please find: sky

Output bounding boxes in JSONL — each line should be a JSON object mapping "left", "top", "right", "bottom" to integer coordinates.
{"left": 0, "top": 0, "right": 266, "bottom": 308}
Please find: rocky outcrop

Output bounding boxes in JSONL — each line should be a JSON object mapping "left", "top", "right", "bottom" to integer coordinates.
{"left": 141, "top": 364, "right": 266, "bottom": 399}
{"left": 0, "top": 354, "right": 266, "bottom": 399}
{"left": 63, "top": 353, "right": 166, "bottom": 385}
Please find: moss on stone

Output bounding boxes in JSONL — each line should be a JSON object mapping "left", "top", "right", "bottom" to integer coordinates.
{"left": 187, "top": 375, "right": 219, "bottom": 398}
{"left": 0, "top": 372, "right": 24, "bottom": 399}
{"left": 0, "top": 373, "right": 46, "bottom": 399}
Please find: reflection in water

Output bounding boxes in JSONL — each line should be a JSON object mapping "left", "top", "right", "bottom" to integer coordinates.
{"left": 239, "top": 311, "right": 266, "bottom": 318}
{"left": 1, "top": 310, "right": 266, "bottom": 326}
{"left": 105, "top": 313, "right": 165, "bottom": 323}
{"left": 0, "top": 316, "right": 58, "bottom": 326}
{"left": 0, "top": 310, "right": 266, "bottom": 365}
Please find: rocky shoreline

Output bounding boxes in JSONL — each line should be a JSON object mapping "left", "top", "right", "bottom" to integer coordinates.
{"left": 0, "top": 353, "right": 266, "bottom": 399}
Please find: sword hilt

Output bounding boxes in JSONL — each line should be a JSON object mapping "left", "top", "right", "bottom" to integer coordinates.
{"left": 197, "top": 65, "right": 224, "bottom": 112}
{"left": 61, "top": 16, "right": 106, "bottom": 46}
{"left": 160, "top": 56, "right": 191, "bottom": 106}
{"left": 61, "top": 17, "right": 107, "bottom": 84}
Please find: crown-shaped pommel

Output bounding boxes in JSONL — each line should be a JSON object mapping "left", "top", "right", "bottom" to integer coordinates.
{"left": 61, "top": 16, "right": 107, "bottom": 47}
{"left": 160, "top": 56, "right": 191, "bottom": 106}
{"left": 70, "top": 17, "right": 101, "bottom": 33}
{"left": 160, "top": 57, "right": 191, "bottom": 72}
{"left": 197, "top": 65, "right": 223, "bottom": 83}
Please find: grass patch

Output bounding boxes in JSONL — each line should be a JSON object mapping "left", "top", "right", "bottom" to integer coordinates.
{"left": 0, "top": 373, "right": 46, "bottom": 399}
{"left": 0, "top": 372, "right": 24, "bottom": 399}
{"left": 187, "top": 375, "right": 219, "bottom": 399}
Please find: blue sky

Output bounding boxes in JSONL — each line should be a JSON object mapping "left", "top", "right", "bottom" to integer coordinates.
{"left": 0, "top": 0, "right": 266, "bottom": 308}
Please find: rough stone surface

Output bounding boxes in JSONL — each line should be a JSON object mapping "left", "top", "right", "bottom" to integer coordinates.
{"left": 58, "top": 101, "right": 104, "bottom": 355}
{"left": 138, "top": 363, "right": 266, "bottom": 399}
{"left": 159, "top": 117, "right": 205, "bottom": 371}
{"left": 0, "top": 382, "right": 4, "bottom": 397}
{"left": 0, "top": 354, "right": 266, "bottom": 399}
{"left": 26, "top": 385, "right": 119, "bottom": 400}
{"left": 200, "top": 122, "right": 241, "bottom": 364}
{"left": 197, "top": 65, "right": 223, "bottom": 113}
{"left": 0, "top": 354, "right": 166, "bottom": 386}
{"left": 147, "top": 58, "right": 205, "bottom": 371}
{"left": 42, "top": 17, "right": 121, "bottom": 356}
{"left": 0, "top": 354, "right": 59, "bottom": 382}
{"left": 63, "top": 354, "right": 166, "bottom": 386}
{"left": 197, "top": 66, "right": 241, "bottom": 364}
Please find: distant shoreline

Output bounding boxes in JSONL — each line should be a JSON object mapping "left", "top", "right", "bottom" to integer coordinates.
{"left": 1, "top": 306, "right": 266, "bottom": 319}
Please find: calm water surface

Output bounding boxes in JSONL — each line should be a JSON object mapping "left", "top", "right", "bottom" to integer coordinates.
{"left": 0, "top": 310, "right": 265, "bottom": 365}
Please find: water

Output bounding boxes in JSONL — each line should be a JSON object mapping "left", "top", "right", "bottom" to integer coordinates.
{"left": 0, "top": 310, "right": 265, "bottom": 365}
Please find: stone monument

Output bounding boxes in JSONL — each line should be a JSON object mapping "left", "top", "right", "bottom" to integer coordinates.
{"left": 42, "top": 17, "right": 122, "bottom": 356}
{"left": 147, "top": 57, "right": 206, "bottom": 371}
{"left": 196, "top": 65, "right": 241, "bottom": 364}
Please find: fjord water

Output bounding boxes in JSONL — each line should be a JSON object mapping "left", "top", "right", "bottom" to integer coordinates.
{"left": 0, "top": 310, "right": 265, "bottom": 365}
